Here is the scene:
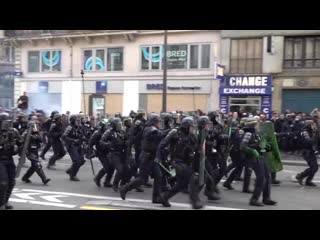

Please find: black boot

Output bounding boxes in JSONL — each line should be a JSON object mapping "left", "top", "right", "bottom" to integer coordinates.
{"left": 305, "top": 181, "right": 317, "bottom": 187}
{"left": 296, "top": 173, "right": 304, "bottom": 186}
{"left": 152, "top": 195, "right": 163, "bottom": 204}
{"left": 263, "top": 199, "right": 277, "bottom": 205}
{"left": 223, "top": 181, "right": 234, "bottom": 190}
{"left": 205, "top": 188, "right": 221, "bottom": 201}
{"left": 120, "top": 185, "right": 129, "bottom": 200}
{"left": 4, "top": 184, "right": 14, "bottom": 210}
{"left": 36, "top": 168, "right": 51, "bottom": 185}
{"left": 160, "top": 191, "right": 174, "bottom": 208}
{"left": 249, "top": 198, "right": 264, "bottom": 207}
{"left": 0, "top": 182, "right": 7, "bottom": 210}
{"left": 94, "top": 169, "right": 106, "bottom": 187}
{"left": 189, "top": 174, "right": 204, "bottom": 210}
{"left": 22, "top": 168, "right": 35, "bottom": 183}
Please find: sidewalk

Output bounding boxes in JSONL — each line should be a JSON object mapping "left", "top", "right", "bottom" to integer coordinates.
{"left": 281, "top": 152, "right": 308, "bottom": 166}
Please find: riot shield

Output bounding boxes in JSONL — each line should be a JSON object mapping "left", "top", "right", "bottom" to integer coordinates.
{"left": 16, "top": 121, "right": 34, "bottom": 178}
{"left": 258, "top": 121, "right": 283, "bottom": 173}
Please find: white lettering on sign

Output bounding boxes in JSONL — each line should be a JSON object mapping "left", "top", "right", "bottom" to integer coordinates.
{"left": 228, "top": 76, "right": 269, "bottom": 87}
{"left": 167, "top": 50, "right": 187, "bottom": 58}
{"left": 223, "top": 88, "right": 266, "bottom": 94}
{"left": 263, "top": 108, "right": 269, "bottom": 114}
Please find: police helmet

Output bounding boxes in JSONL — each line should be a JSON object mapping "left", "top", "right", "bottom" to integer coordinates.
{"left": 148, "top": 113, "right": 161, "bottom": 125}
{"left": 111, "top": 118, "right": 123, "bottom": 131}
{"left": 208, "top": 111, "right": 219, "bottom": 122}
{"left": 198, "top": 116, "right": 210, "bottom": 128}
{"left": 180, "top": 117, "right": 194, "bottom": 129}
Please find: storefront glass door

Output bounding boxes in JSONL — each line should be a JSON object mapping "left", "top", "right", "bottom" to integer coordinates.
{"left": 229, "top": 96, "right": 261, "bottom": 114}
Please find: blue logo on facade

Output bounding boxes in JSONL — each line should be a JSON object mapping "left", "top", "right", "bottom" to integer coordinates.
{"left": 41, "top": 51, "right": 60, "bottom": 67}
{"left": 96, "top": 81, "right": 108, "bottom": 93}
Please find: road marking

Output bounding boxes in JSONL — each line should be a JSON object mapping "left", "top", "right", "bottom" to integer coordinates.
{"left": 13, "top": 188, "right": 243, "bottom": 210}
{"left": 14, "top": 192, "right": 41, "bottom": 200}
{"left": 40, "top": 195, "right": 68, "bottom": 203}
{"left": 9, "top": 198, "right": 76, "bottom": 209}
{"left": 80, "top": 206, "right": 119, "bottom": 210}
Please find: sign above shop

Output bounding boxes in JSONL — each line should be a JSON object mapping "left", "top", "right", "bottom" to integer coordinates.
{"left": 220, "top": 75, "right": 272, "bottom": 96}
{"left": 227, "top": 75, "right": 271, "bottom": 87}
{"left": 214, "top": 62, "right": 225, "bottom": 81}
{"left": 146, "top": 84, "right": 201, "bottom": 91}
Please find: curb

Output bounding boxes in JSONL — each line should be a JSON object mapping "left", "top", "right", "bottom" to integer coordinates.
{"left": 282, "top": 160, "right": 307, "bottom": 167}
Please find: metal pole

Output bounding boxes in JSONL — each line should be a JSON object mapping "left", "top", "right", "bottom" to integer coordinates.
{"left": 162, "top": 30, "right": 168, "bottom": 113}
{"left": 81, "top": 70, "right": 86, "bottom": 116}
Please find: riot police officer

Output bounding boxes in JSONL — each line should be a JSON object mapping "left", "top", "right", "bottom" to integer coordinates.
{"left": 13, "top": 112, "right": 28, "bottom": 136}
{"left": 128, "top": 109, "right": 147, "bottom": 179}
{"left": 21, "top": 122, "right": 51, "bottom": 185}
{"left": 40, "top": 111, "right": 58, "bottom": 160}
{"left": 88, "top": 119, "right": 110, "bottom": 187}
{"left": 296, "top": 119, "right": 319, "bottom": 186}
{"left": 62, "top": 115, "right": 85, "bottom": 181}
{"left": 100, "top": 118, "right": 130, "bottom": 192}
{"left": 47, "top": 114, "right": 66, "bottom": 170}
{"left": 206, "top": 111, "right": 228, "bottom": 188}
{"left": 120, "top": 114, "right": 165, "bottom": 203}
{"left": 0, "top": 112, "right": 21, "bottom": 210}
{"left": 156, "top": 117, "right": 203, "bottom": 209}
{"left": 240, "top": 117, "right": 277, "bottom": 206}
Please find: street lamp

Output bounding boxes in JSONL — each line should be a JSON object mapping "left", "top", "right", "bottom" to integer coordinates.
{"left": 81, "top": 70, "right": 86, "bottom": 116}
{"left": 162, "top": 30, "right": 168, "bottom": 113}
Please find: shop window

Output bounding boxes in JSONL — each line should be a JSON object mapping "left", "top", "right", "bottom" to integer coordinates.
{"left": 28, "top": 50, "right": 61, "bottom": 72}
{"left": 284, "top": 36, "right": 320, "bottom": 69}
{"left": 230, "top": 38, "right": 262, "bottom": 74}
{"left": 141, "top": 43, "right": 211, "bottom": 70}
{"left": 229, "top": 96, "right": 261, "bottom": 114}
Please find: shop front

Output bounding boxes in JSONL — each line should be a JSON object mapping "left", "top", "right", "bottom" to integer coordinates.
{"left": 219, "top": 75, "right": 272, "bottom": 118}
{"left": 139, "top": 80, "right": 212, "bottom": 113}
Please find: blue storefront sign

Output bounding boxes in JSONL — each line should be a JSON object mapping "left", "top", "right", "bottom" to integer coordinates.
{"left": 38, "top": 81, "right": 48, "bottom": 93}
{"left": 96, "top": 81, "right": 108, "bottom": 94}
{"left": 219, "top": 75, "right": 273, "bottom": 119}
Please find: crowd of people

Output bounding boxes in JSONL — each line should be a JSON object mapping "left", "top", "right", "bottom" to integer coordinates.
{"left": 0, "top": 106, "right": 319, "bottom": 210}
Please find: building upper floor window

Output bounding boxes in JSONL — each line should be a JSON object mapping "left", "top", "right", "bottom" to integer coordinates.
{"left": 83, "top": 47, "right": 123, "bottom": 72}
{"left": 0, "top": 46, "right": 14, "bottom": 63}
{"left": 284, "top": 36, "right": 320, "bottom": 69}
{"left": 230, "top": 38, "right": 262, "bottom": 74}
{"left": 28, "top": 50, "right": 61, "bottom": 72}
{"left": 141, "top": 43, "right": 211, "bottom": 70}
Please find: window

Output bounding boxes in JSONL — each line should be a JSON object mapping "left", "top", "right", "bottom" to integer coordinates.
{"left": 141, "top": 45, "right": 162, "bottom": 70}
{"left": 0, "top": 46, "right": 14, "bottom": 63}
{"left": 28, "top": 50, "right": 61, "bottom": 72}
{"left": 83, "top": 47, "right": 123, "bottom": 72}
{"left": 229, "top": 96, "right": 261, "bottom": 114}
{"left": 107, "top": 48, "right": 123, "bottom": 71}
{"left": 141, "top": 43, "right": 211, "bottom": 70}
{"left": 230, "top": 38, "right": 262, "bottom": 74}
{"left": 284, "top": 36, "right": 320, "bottom": 69}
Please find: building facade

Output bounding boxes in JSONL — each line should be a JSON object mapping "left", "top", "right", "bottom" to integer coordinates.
{"left": 220, "top": 30, "right": 320, "bottom": 117}
{"left": 1, "top": 30, "right": 221, "bottom": 116}
{"left": 0, "top": 30, "right": 15, "bottom": 109}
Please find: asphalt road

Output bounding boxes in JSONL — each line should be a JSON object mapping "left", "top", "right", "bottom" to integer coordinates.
{"left": 9, "top": 152, "right": 320, "bottom": 210}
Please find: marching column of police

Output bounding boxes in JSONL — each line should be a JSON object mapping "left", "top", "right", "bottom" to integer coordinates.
{"left": 0, "top": 107, "right": 320, "bottom": 210}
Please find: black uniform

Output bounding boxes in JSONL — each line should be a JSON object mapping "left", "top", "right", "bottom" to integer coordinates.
{"left": 128, "top": 116, "right": 146, "bottom": 178}
{"left": 156, "top": 117, "right": 203, "bottom": 209}
{"left": 90, "top": 123, "right": 113, "bottom": 187}
{"left": 120, "top": 114, "right": 165, "bottom": 203}
{"left": 206, "top": 114, "right": 227, "bottom": 186}
{"left": 21, "top": 123, "right": 51, "bottom": 185}
{"left": 40, "top": 111, "right": 58, "bottom": 159}
{"left": 223, "top": 128, "right": 251, "bottom": 191}
{"left": 100, "top": 118, "right": 130, "bottom": 192}
{"left": 240, "top": 125, "right": 276, "bottom": 206}
{"left": 62, "top": 115, "right": 85, "bottom": 181}
{"left": 13, "top": 116, "right": 28, "bottom": 136}
{"left": 296, "top": 121, "right": 319, "bottom": 186}
{"left": 0, "top": 113, "right": 21, "bottom": 210}
{"left": 47, "top": 115, "right": 66, "bottom": 169}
